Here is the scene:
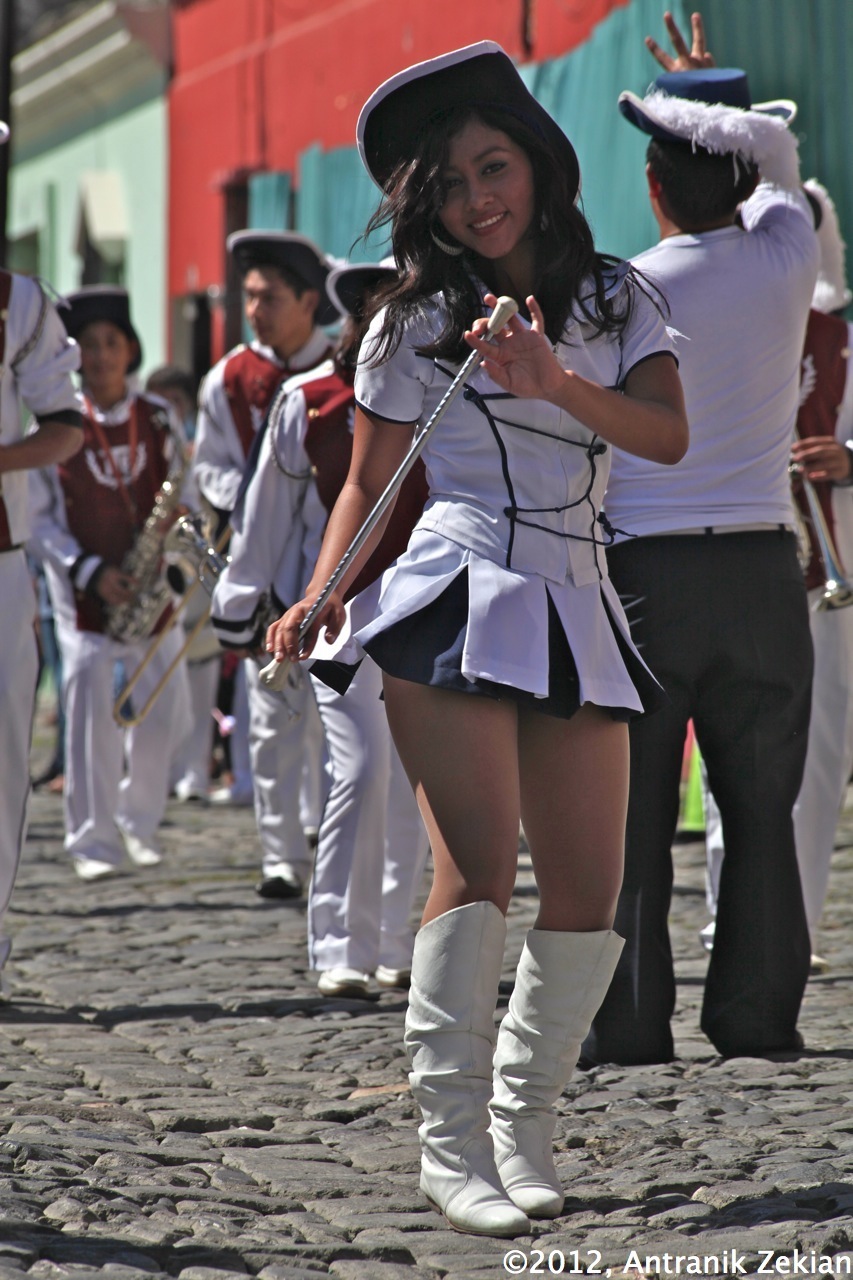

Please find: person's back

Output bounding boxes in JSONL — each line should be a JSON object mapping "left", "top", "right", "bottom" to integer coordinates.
{"left": 584, "top": 16, "right": 819, "bottom": 1067}
{"left": 607, "top": 186, "right": 817, "bottom": 535}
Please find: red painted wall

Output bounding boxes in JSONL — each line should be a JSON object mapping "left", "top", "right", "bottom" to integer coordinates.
{"left": 168, "top": 0, "right": 630, "bottom": 348}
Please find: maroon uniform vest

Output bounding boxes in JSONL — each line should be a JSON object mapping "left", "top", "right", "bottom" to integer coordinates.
{"left": 301, "top": 370, "right": 428, "bottom": 601}
{"left": 795, "top": 309, "right": 850, "bottom": 590}
{"left": 58, "top": 395, "right": 172, "bottom": 633}
{"left": 222, "top": 347, "right": 290, "bottom": 459}
{"left": 0, "top": 271, "right": 17, "bottom": 551}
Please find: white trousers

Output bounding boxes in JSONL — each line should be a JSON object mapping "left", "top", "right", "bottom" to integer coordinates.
{"left": 0, "top": 551, "right": 39, "bottom": 963}
{"left": 705, "top": 588, "right": 853, "bottom": 936}
{"left": 308, "top": 658, "right": 430, "bottom": 973}
{"left": 171, "top": 655, "right": 220, "bottom": 792}
{"left": 245, "top": 658, "right": 325, "bottom": 878}
{"left": 57, "top": 616, "right": 191, "bottom": 864}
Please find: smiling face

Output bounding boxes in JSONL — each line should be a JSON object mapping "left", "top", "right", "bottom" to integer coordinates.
{"left": 437, "top": 116, "right": 537, "bottom": 288}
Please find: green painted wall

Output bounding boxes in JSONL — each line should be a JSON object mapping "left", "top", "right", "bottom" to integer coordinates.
{"left": 9, "top": 96, "right": 169, "bottom": 376}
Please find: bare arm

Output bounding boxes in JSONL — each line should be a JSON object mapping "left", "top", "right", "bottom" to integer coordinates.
{"left": 266, "top": 406, "right": 413, "bottom": 661}
{"left": 0, "top": 420, "right": 82, "bottom": 474}
{"left": 465, "top": 294, "right": 689, "bottom": 465}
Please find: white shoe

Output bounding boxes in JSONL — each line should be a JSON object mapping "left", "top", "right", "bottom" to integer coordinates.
{"left": 121, "top": 831, "right": 163, "bottom": 867}
{"left": 73, "top": 856, "right": 119, "bottom": 881}
{"left": 375, "top": 964, "right": 411, "bottom": 990}
{"left": 699, "top": 920, "right": 716, "bottom": 952}
{"left": 317, "top": 967, "right": 372, "bottom": 998}
{"left": 174, "top": 778, "right": 209, "bottom": 804}
{"left": 209, "top": 785, "right": 253, "bottom": 807}
{"left": 810, "top": 952, "right": 829, "bottom": 974}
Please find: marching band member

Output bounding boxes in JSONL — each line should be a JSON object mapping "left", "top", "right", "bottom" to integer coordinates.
{"left": 273, "top": 42, "right": 685, "bottom": 1236}
{"left": 584, "top": 14, "right": 819, "bottom": 1066}
{"left": 28, "top": 287, "right": 191, "bottom": 880}
{"left": 0, "top": 107, "right": 84, "bottom": 979}
{"left": 193, "top": 232, "right": 334, "bottom": 892}
{"left": 703, "top": 178, "right": 853, "bottom": 969}
{"left": 211, "top": 262, "right": 430, "bottom": 995}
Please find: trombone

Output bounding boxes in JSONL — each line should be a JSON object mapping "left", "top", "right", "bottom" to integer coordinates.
{"left": 791, "top": 462, "right": 853, "bottom": 611}
{"left": 112, "top": 516, "right": 230, "bottom": 728}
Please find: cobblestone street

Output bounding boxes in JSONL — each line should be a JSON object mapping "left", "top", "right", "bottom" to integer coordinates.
{"left": 1, "top": 723, "right": 852, "bottom": 1280}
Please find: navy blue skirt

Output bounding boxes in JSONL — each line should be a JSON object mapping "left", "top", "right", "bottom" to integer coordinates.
{"left": 358, "top": 569, "right": 666, "bottom": 722}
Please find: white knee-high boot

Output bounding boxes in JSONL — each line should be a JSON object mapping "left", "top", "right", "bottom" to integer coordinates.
{"left": 405, "top": 901, "right": 531, "bottom": 1238}
{"left": 490, "top": 929, "right": 624, "bottom": 1218}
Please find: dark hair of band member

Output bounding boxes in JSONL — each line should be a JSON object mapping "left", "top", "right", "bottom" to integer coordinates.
{"left": 646, "top": 137, "right": 760, "bottom": 230}
{"left": 360, "top": 104, "right": 650, "bottom": 365}
{"left": 243, "top": 258, "right": 314, "bottom": 299}
{"left": 145, "top": 364, "right": 197, "bottom": 402}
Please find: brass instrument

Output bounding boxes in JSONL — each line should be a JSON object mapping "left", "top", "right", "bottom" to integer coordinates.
{"left": 105, "top": 445, "right": 188, "bottom": 642}
{"left": 791, "top": 462, "right": 853, "bottom": 611}
{"left": 112, "top": 516, "right": 229, "bottom": 728}
{"left": 113, "top": 515, "right": 302, "bottom": 726}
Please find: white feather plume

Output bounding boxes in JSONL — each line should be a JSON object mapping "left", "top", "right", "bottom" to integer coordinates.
{"left": 804, "top": 178, "right": 852, "bottom": 313}
{"left": 641, "top": 90, "right": 801, "bottom": 190}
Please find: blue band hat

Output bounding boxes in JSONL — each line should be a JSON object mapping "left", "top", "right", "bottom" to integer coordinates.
{"left": 63, "top": 286, "right": 143, "bottom": 373}
{"left": 325, "top": 261, "right": 396, "bottom": 320}
{"left": 357, "top": 41, "right": 580, "bottom": 201}
{"left": 618, "top": 68, "right": 801, "bottom": 190}
{"left": 226, "top": 230, "right": 339, "bottom": 326}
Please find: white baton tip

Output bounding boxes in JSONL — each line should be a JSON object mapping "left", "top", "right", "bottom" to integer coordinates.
{"left": 486, "top": 296, "right": 519, "bottom": 335}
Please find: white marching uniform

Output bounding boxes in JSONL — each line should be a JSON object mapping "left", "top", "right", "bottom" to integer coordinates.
{"left": 194, "top": 332, "right": 329, "bottom": 837}
{"left": 211, "top": 361, "right": 429, "bottom": 969}
{"left": 1, "top": 273, "right": 82, "bottom": 964}
{"left": 28, "top": 390, "right": 192, "bottom": 868}
{"left": 348, "top": 271, "right": 672, "bottom": 705}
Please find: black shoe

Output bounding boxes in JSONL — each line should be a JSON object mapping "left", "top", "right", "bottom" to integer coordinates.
{"left": 256, "top": 873, "right": 303, "bottom": 901}
{"left": 31, "top": 760, "right": 63, "bottom": 789}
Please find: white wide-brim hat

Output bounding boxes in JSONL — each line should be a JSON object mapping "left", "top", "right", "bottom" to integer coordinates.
{"left": 325, "top": 261, "right": 396, "bottom": 320}
{"left": 357, "top": 41, "right": 580, "bottom": 200}
{"left": 619, "top": 68, "right": 800, "bottom": 190}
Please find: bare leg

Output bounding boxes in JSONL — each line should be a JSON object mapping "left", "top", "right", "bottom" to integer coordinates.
{"left": 518, "top": 703, "right": 628, "bottom": 931}
{"left": 382, "top": 675, "right": 521, "bottom": 924}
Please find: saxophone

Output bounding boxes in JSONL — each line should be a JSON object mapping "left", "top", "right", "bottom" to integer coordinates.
{"left": 104, "top": 433, "right": 188, "bottom": 642}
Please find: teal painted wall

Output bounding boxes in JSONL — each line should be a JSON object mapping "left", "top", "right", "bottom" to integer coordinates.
{"left": 9, "top": 96, "right": 169, "bottom": 376}
{"left": 292, "top": 0, "right": 693, "bottom": 265}
{"left": 293, "top": 0, "right": 851, "bottom": 301}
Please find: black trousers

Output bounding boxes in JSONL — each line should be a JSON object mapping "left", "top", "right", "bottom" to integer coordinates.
{"left": 583, "top": 530, "right": 813, "bottom": 1062}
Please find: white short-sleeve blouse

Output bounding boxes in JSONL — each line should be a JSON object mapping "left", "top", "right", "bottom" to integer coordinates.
{"left": 347, "top": 270, "right": 674, "bottom": 707}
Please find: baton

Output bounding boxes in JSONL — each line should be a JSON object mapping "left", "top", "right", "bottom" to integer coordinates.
{"left": 259, "top": 294, "right": 518, "bottom": 690}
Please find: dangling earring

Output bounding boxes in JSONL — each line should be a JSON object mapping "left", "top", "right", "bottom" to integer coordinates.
{"left": 430, "top": 223, "right": 464, "bottom": 256}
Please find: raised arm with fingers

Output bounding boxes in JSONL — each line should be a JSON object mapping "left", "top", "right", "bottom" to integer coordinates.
{"left": 645, "top": 10, "right": 715, "bottom": 71}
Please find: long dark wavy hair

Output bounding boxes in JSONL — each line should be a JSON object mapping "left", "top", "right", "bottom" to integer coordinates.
{"left": 358, "top": 103, "right": 649, "bottom": 365}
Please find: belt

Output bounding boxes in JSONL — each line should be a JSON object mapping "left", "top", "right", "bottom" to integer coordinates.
{"left": 652, "top": 523, "right": 793, "bottom": 537}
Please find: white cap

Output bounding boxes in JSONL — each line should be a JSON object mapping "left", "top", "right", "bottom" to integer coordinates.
{"left": 805, "top": 178, "right": 852, "bottom": 314}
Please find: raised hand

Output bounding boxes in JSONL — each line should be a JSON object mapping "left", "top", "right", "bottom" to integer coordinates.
{"left": 464, "top": 294, "right": 566, "bottom": 402}
{"left": 646, "top": 10, "right": 715, "bottom": 72}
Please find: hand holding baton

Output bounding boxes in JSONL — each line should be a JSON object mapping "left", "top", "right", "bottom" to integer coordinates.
{"left": 259, "top": 294, "right": 519, "bottom": 691}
